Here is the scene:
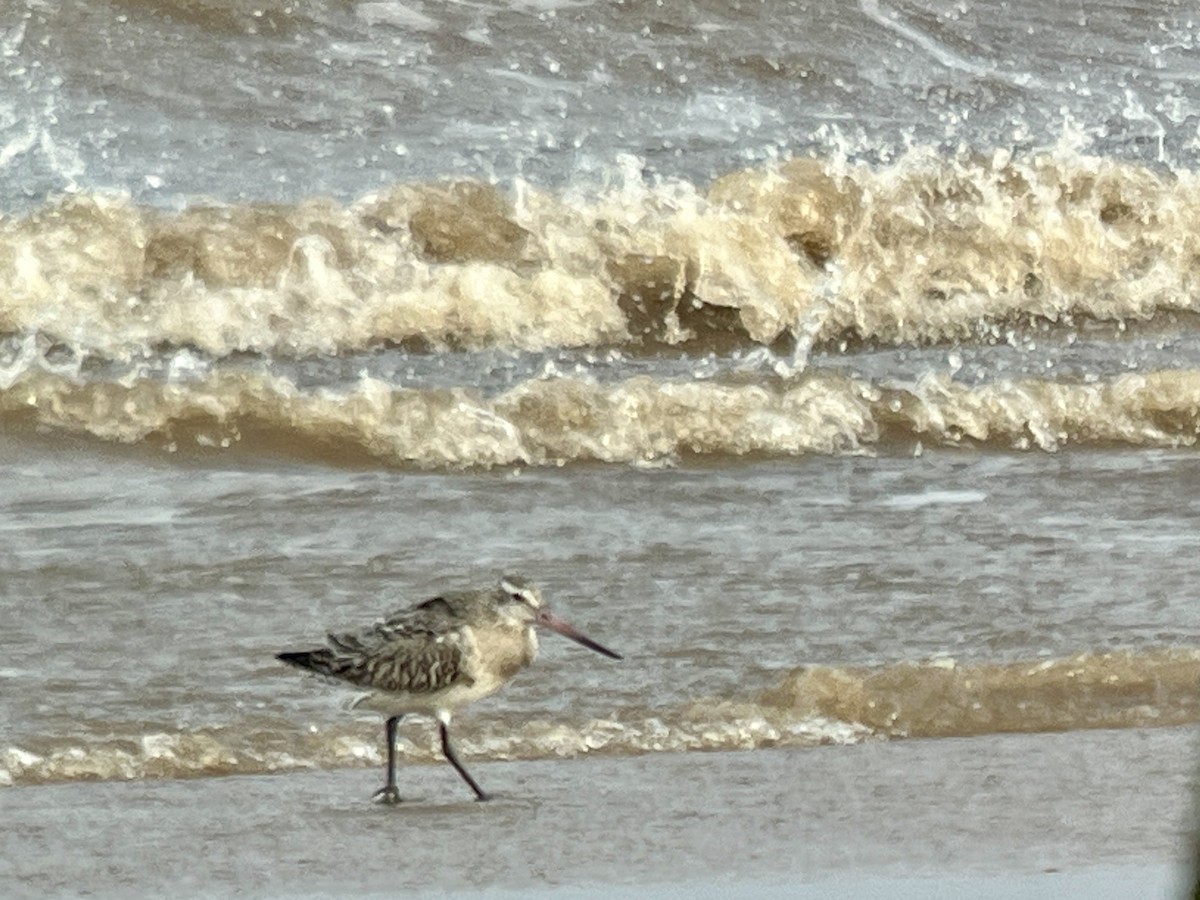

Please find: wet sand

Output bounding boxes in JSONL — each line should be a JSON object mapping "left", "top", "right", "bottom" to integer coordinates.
{"left": 3, "top": 726, "right": 1194, "bottom": 898}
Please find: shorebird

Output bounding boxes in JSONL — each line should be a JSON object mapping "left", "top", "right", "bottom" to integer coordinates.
{"left": 277, "top": 574, "right": 622, "bottom": 803}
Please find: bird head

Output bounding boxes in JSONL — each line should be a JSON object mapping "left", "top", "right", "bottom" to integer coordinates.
{"left": 498, "top": 574, "right": 622, "bottom": 660}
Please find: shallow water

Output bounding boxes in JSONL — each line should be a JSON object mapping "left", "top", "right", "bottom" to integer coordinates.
{"left": 4, "top": 441, "right": 1200, "bottom": 784}
{"left": 4, "top": 0, "right": 1200, "bottom": 891}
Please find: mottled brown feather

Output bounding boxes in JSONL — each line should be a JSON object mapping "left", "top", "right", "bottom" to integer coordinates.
{"left": 277, "top": 590, "right": 494, "bottom": 695}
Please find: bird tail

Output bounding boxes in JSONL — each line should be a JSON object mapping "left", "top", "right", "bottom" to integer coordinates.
{"left": 276, "top": 648, "right": 337, "bottom": 675}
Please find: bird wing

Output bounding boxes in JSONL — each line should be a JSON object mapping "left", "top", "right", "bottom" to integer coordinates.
{"left": 319, "top": 597, "right": 476, "bottom": 694}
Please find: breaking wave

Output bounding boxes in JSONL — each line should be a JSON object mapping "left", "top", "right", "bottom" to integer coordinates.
{"left": 5, "top": 648, "right": 1197, "bottom": 786}
{"left": 5, "top": 365, "right": 1200, "bottom": 468}
{"left": 3, "top": 146, "right": 1200, "bottom": 359}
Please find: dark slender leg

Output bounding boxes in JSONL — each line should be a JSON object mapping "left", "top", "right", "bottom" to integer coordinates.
{"left": 372, "top": 715, "right": 403, "bottom": 804}
{"left": 440, "top": 721, "right": 490, "bottom": 802}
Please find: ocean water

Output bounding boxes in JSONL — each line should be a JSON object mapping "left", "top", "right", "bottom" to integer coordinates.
{"left": 3, "top": 0, "right": 1200, "bottom": 890}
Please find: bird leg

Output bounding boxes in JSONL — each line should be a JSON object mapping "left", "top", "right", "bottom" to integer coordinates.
{"left": 372, "top": 715, "right": 403, "bottom": 804}
{"left": 439, "top": 719, "right": 490, "bottom": 802}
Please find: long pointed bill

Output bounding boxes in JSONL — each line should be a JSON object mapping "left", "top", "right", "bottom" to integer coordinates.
{"left": 536, "top": 609, "right": 623, "bottom": 660}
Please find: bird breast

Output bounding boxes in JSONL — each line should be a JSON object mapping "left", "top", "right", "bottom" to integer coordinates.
{"left": 473, "top": 622, "right": 538, "bottom": 684}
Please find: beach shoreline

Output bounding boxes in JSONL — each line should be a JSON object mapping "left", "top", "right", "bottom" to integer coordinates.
{"left": 4, "top": 725, "right": 1194, "bottom": 898}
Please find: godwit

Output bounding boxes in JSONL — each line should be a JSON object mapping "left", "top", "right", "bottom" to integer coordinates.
{"left": 277, "top": 574, "right": 622, "bottom": 803}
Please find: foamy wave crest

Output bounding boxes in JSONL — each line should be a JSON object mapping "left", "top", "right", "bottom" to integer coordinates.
{"left": 0, "top": 713, "right": 867, "bottom": 787}
{"left": 0, "top": 727, "right": 395, "bottom": 787}
{"left": 3, "top": 147, "right": 1200, "bottom": 357}
{"left": 6, "top": 366, "right": 1200, "bottom": 467}
{"left": 759, "top": 648, "right": 1200, "bottom": 738}
{"left": 0, "top": 189, "right": 626, "bottom": 358}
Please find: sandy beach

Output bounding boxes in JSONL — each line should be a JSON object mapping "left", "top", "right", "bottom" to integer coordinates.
{"left": 4, "top": 725, "right": 1194, "bottom": 898}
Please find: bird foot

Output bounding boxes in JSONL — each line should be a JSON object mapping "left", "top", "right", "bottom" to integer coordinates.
{"left": 372, "top": 785, "right": 403, "bottom": 805}
{"left": 474, "top": 791, "right": 492, "bottom": 803}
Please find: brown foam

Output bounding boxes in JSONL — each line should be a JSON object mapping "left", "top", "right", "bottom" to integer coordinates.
{"left": 759, "top": 648, "right": 1200, "bottom": 737}
{"left": 5, "top": 149, "right": 1200, "bottom": 357}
